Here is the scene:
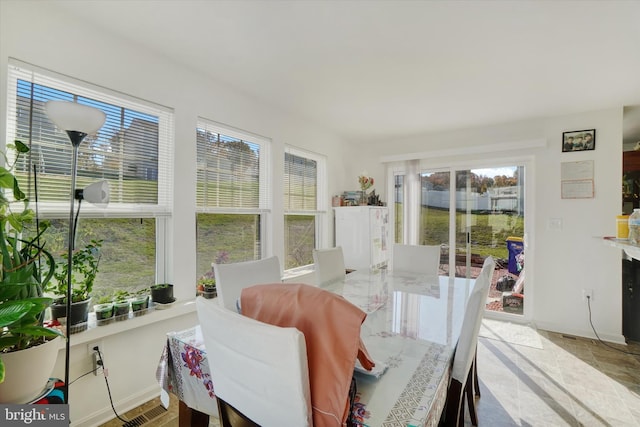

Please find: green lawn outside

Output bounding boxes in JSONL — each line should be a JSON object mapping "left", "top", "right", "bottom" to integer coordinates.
{"left": 196, "top": 213, "right": 261, "bottom": 279}
{"left": 25, "top": 218, "right": 156, "bottom": 302}
{"left": 416, "top": 205, "right": 524, "bottom": 259}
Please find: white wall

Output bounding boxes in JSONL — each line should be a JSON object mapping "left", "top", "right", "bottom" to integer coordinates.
{"left": 0, "top": 1, "right": 359, "bottom": 424}
{"left": 367, "top": 110, "right": 624, "bottom": 343}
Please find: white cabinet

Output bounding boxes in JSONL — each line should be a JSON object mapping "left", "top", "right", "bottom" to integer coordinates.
{"left": 334, "top": 206, "right": 389, "bottom": 270}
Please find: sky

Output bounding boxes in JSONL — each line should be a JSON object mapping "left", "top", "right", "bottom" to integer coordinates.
{"left": 472, "top": 166, "right": 517, "bottom": 178}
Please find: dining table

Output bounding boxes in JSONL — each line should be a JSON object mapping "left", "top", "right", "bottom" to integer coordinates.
{"left": 156, "top": 268, "right": 477, "bottom": 427}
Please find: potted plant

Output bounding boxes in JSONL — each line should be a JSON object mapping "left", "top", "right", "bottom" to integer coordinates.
{"left": 151, "top": 283, "right": 174, "bottom": 304}
{"left": 200, "top": 278, "right": 217, "bottom": 299}
{"left": 0, "top": 141, "right": 64, "bottom": 403}
{"left": 94, "top": 295, "right": 114, "bottom": 326}
{"left": 46, "top": 239, "right": 102, "bottom": 333}
{"left": 130, "top": 287, "right": 149, "bottom": 317}
{"left": 197, "top": 273, "right": 217, "bottom": 299}
{"left": 111, "top": 289, "right": 131, "bottom": 321}
{"left": 196, "top": 251, "right": 225, "bottom": 298}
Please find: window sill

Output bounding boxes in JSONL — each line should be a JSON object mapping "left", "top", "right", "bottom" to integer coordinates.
{"left": 62, "top": 299, "right": 197, "bottom": 350}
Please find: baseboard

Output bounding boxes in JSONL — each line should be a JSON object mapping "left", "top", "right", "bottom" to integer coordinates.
{"left": 71, "top": 385, "right": 160, "bottom": 427}
{"left": 534, "top": 321, "right": 627, "bottom": 345}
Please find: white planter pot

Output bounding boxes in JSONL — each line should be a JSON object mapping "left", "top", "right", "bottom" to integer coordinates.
{"left": 0, "top": 335, "right": 62, "bottom": 403}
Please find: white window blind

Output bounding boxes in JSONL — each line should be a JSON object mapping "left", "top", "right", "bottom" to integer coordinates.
{"left": 284, "top": 146, "right": 324, "bottom": 214}
{"left": 283, "top": 146, "right": 326, "bottom": 269}
{"left": 5, "top": 60, "right": 174, "bottom": 217}
{"left": 196, "top": 118, "right": 271, "bottom": 213}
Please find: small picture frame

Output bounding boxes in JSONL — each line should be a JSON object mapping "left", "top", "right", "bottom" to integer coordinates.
{"left": 562, "top": 129, "right": 596, "bottom": 152}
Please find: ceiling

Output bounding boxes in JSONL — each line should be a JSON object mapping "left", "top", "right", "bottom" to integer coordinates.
{"left": 47, "top": 0, "right": 640, "bottom": 144}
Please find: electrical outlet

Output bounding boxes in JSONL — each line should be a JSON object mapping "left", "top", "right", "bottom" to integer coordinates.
{"left": 87, "top": 340, "right": 103, "bottom": 355}
{"left": 92, "top": 351, "right": 101, "bottom": 376}
{"left": 582, "top": 289, "right": 593, "bottom": 301}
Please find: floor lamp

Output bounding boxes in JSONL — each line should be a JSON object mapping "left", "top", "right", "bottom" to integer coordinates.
{"left": 45, "top": 100, "right": 106, "bottom": 405}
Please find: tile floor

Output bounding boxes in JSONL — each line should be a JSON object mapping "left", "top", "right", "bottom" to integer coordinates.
{"left": 471, "top": 330, "right": 640, "bottom": 426}
{"left": 100, "top": 326, "right": 640, "bottom": 427}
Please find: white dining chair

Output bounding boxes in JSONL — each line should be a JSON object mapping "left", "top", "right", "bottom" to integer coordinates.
{"left": 392, "top": 243, "right": 441, "bottom": 275}
{"left": 213, "top": 256, "right": 282, "bottom": 312}
{"left": 240, "top": 282, "right": 374, "bottom": 426}
{"left": 444, "top": 255, "right": 495, "bottom": 427}
{"left": 196, "top": 297, "right": 312, "bottom": 427}
{"left": 472, "top": 256, "right": 496, "bottom": 397}
{"left": 312, "top": 246, "right": 346, "bottom": 286}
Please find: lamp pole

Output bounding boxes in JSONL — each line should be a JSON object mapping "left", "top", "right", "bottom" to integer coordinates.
{"left": 64, "top": 132, "right": 85, "bottom": 405}
{"left": 45, "top": 101, "right": 106, "bottom": 407}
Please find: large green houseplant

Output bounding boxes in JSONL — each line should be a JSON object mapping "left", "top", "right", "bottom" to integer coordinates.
{"left": 0, "top": 141, "right": 63, "bottom": 401}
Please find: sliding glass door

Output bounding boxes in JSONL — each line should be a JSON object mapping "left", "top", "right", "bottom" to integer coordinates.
{"left": 415, "top": 164, "right": 525, "bottom": 315}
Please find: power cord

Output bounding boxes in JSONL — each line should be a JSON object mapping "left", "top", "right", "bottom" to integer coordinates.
{"left": 93, "top": 347, "right": 131, "bottom": 424}
{"left": 68, "top": 367, "right": 100, "bottom": 386}
{"left": 586, "top": 295, "right": 640, "bottom": 356}
{"left": 63, "top": 348, "right": 136, "bottom": 424}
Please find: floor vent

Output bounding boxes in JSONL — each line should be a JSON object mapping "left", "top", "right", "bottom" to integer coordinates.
{"left": 120, "top": 404, "right": 168, "bottom": 426}
{"left": 122, "top": 415, "right": 147, "bottom": 427}
{"left": 562, "top": 334, "right": 577, "bottom": 340}
{"left": 144, "top": 404, "right": 168, "bottom": 420}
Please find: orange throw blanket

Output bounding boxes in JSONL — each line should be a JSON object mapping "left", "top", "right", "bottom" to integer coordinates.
{"left": 241, "top": 283, "right": 374, "bottom": 427}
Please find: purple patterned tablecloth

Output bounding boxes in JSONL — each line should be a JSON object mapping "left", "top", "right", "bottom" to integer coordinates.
{"left": 156, "top": 326, "right": 218, "bottom": 416}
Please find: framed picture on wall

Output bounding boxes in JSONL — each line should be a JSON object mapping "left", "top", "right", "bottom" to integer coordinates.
{"left": 562, "top": 129, "right": 596, "bottom": 152}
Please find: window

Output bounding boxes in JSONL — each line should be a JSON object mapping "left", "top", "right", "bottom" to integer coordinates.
{"left": 5, "top": 60, "right": 174, "bottom": 299}
{"left": 284, "top": 146, "right": 326, "bottom": 270}
{"left": 195, "top": 119, "right": 271, "bottom": 284}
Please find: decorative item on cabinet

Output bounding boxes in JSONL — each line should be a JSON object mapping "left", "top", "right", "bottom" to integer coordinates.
{"left": 357, "top": 173, "right": 374, "bottom": 205}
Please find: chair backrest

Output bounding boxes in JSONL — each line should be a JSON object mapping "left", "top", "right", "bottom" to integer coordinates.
{"left": 240, "top": 283, "right": 373, "bottom": 426}
{"left": 312, "top": 246, "right": 346, "bottom": 286}
{"left": 392, "top": 243, "right": 441, "bottom": 275}
{"left": 196, "top": 297, "right": 312, "bottom": 427}
{"left": 213, "top": 256, "right": 281, "bottom": 311}
{"left": 451, "top": 256, "right": 495, "bottom": 383}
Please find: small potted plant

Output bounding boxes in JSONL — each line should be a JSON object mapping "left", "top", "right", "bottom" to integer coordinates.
{"left": 201, "top": 278, "right": 217, "bottom": 299}
{"left": 196, "top": 251, "right": 225, "bottom": 298}
{"left": 197, "top": 269, "right": 218, "bottom": 299}
{"left": 112, "top": 290, "right": 131, "bottom": 321}
{"left": 94, "top": 296, "right": 114, "bottom": 326}
{"left": 151, "top": 283, "right": 174, "bottom": 304}
{"left": 131, "top": 288, "right": 150, "bottom": 317}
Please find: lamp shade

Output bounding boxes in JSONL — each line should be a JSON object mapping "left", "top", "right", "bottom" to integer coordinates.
{"left": 45, "top": 101, "right": 106, "bottom": 134}
{"left": 78, "top": 180, "right": 110, "bottom": 206}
